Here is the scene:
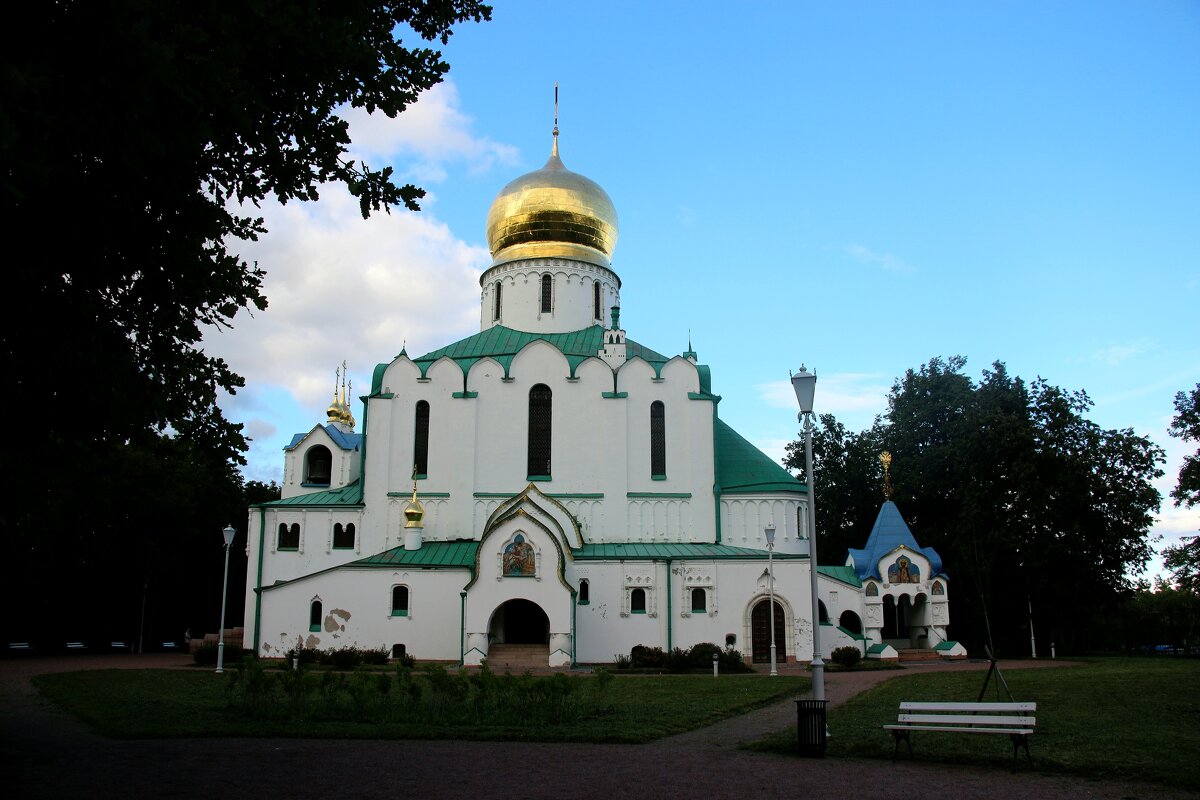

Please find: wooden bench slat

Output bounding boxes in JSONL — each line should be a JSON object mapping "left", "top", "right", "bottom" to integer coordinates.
{"left": 899, "top": 702, "right": 1036, "bottom": 712}
{"left": 897, "top": 713, "right": 1036, "bottom": 727}
{"left": 885, "top": 724, "right": 1034, "bottom": 735}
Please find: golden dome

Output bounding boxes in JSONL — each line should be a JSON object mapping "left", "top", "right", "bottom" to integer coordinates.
{"left": 485, "top": 137, "right": 618, "bottom": 269}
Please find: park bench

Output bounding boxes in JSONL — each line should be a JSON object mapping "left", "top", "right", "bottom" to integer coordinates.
{"left": 884, "top": 701, "right": 1037, "bottom": 772}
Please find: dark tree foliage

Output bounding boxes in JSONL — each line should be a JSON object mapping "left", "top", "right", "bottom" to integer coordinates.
{"left": 0, "top": 1, "right": 490, "bottom": 649}
{"left": 1162, "top": 384, "right": 1200, "bottom": 598}
{"left": 785, "top": 356, "right": 1164, "bottom": 656}
{"left": 783, "top": 415, "right": 884, "bottom": 563}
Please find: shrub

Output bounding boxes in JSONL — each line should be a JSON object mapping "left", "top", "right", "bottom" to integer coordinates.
{"left": 193, "top": 643, "right": 252, "bottom": 665}
{"left": 629, "top": 645, "right": 667, "bottom": 669}
{"left": 831, "top": 645, "right": 862, "bottom": 668}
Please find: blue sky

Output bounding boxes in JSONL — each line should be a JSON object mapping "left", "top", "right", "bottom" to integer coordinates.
{"left": 205, "top": 1, "right": 1200, "bottom": 577}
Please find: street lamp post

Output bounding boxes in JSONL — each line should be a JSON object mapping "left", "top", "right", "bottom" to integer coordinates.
{"left": 791, "top": 365, "right": 824, "bottom": 702}
{"left": 765, "top": 522, "right": 778, "bottom": 677}
{"left": 215, "top": 524, "right": 236, "bottom": 674}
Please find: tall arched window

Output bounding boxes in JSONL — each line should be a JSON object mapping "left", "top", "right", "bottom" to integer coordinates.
{"left": 593, "top": 281, "right": 601, "bottom": 320}
{"left": 413, "top": 400, "right": 430, "bottom": 477}
{"left": 309, "top": 600, "right": 322, "bottom": 632}
{"left": 493, "top": 281, "right": 502, "bottom": 321}
{"left": 391, "top": 586, "right": 410, "bottom": 617}
{"left": 630, "top": 588, "right": 647, "bottom": 614}
{"left": 304, "top": 445, "right": 332, "bottom": 485}
{"left": 650, "top": 401, "right": 666, "bottom": 478}
{"left": 540, "top": 274, "right": 552, "bottom": 314}
{"left": 528, "top": 384, "right": 552, "bottom": 478}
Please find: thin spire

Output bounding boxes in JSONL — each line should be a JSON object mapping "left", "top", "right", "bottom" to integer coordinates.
{"left": 880, "top": 451, "right": 894, "bottom": 500}
{"left": 552, "top": 81, "right": 559, "bottom": 157}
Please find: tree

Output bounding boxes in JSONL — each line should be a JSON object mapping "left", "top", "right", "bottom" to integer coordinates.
{"left": 0, "top": 1, "right": 490, "bottom": 648}
{"left": 783, "top": 414, "right": 884, "bottom": 563}
{"left": 784, "top": 356, "right": 1164, "bottom": 655}
{"left": 1163, "top": 384, "right": 1200, "bottom": 598}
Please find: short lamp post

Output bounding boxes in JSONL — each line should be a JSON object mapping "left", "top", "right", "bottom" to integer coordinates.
{"left": 791, "top": 365, "right": 824, "bottom": 702}
{"left": 215, "top": 524, "right": 236, "bottom": 674}
{"left": 765, "top": 521, "right": 778, "bottom": 676}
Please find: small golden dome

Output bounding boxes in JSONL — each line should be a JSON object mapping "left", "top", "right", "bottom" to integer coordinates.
{"left": 485, "top": 137, "right": 618, "bottom": 269}
{"left": 403, "top": 497, "right": 425, "bottom": 529}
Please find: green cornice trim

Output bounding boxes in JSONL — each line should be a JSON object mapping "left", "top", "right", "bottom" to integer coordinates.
{"left": 627, "top": 492, "right": 692, "bottom": 499}
{"left": 601, "top": 391, "right": 628, "bottom": 399}
{"left": 388, "top": 491, "right": 450, "bottom": 498}
{"left": 689, "top": 391, "right": 722, "bottom": 403}
{"left": 451, "top": 391, "right": 478, "bottom": 399}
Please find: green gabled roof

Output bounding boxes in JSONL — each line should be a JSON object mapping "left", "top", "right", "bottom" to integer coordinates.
{"left": 257, "top": 480, "right": 364, "bottom": 508}
{"left": 818, "top": 565, "right": 862, "bottom": 587}
{"left": 373, "top": 325, "right": 673, "bottom": 387}
{"left": 715, "top": 419, "right": 806, "bottom": 495}
{"left": 572, "top": 542, "right": 806, "bottom": 560}
{"left": 352, "top": 540, "right": 479, "bottom": 568}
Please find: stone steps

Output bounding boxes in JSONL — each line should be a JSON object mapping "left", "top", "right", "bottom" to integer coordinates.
{"left": 896, "top": 648, "right": 941, "bottom": 662}
{"left": 486, "top": 643, "right": 550, "bottom": 671}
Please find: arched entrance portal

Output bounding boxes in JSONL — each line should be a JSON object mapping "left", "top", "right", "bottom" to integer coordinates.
{"left": 751, "top": 599, "right": 787, "bottom": 664}
{"left": 489, "top": 599, "right": 550, "bottom": 645}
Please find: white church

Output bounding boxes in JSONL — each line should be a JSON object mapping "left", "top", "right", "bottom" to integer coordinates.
{"left": 242, "top": 126, "right": 964, "bottom": 668}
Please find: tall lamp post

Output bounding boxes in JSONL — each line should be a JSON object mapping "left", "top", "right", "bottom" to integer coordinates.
{"left": 215, "top": 524, "right": 236, "bottom": 674}
{"left": 765, "top": 522, "right": 778, "bottom": 676}
{"left": 791, "top": 365, "right": 824, "bottom": 701}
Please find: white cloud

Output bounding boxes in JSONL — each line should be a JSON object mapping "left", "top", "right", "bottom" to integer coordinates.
{"left": 845, "top": 243, "right": 913, "bottom": 275}
{"left": 757, "top": 372, "right": 890, "bottom": 431}
{"left": 340, "top": 81, "right": 519, "bottom": 185}
{"left": 1091, "top": 338, "right": 1154, "bottom": 367}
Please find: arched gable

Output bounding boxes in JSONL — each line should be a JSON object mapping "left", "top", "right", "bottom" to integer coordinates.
{"left": 659, "top": 356, "right": 701, "bottom": 392}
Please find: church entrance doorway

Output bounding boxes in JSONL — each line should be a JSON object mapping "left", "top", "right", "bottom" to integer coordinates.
{"left": 489, "top": 598, "right": 550, "bottom": 645}
{"left": 751, "top": 599, "right": 786, "bottom": 663}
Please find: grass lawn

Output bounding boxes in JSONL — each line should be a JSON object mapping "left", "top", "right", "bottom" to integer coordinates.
{"left": 749, "top": 657, "right": 1200, "bottom": 790}
{"left": 32, "top": 668, "right": 809, "bottom": 743}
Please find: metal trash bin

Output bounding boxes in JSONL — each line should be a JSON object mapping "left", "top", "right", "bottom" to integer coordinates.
{"left": 795, "top": 699, "right": 828, "bottom": 757}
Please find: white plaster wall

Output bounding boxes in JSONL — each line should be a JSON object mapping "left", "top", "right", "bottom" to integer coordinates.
{"left": 281, "top": 426, "right": 360, "bottom": 500}
{"left": 255, "top": 567, "right": 469, "bottom": 660}
{"left": 479, "top": 258, "right": 620, "bottom": 334}
{"left": 721, "top": 496, "right": 808, "bottom": 554}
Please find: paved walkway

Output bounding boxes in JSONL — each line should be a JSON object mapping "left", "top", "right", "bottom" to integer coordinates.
{"left": 0, "top": 655, "right": 1192, "bottom": 799}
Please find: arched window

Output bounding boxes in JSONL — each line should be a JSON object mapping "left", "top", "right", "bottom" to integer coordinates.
{"left": 391, "top": 586, "right": 409, "bottom": 617}
{"left": 279, "top": 523, "right": 299, "bottom": 550}
{"left": 578, "top": 579, "right": 590, "bottom": 605}
{"left": 818, "top": 599, "right": 829, "bottom": 624}
{"left": 650, "top": 401, "right": 666, "bottom": 478}
{"left": 527, "top": 384, "right": 552, "bottom": 478}
{"left": 839, "top": 610, "right": 863, "bottom": 634}
{"left": 304, "top": 445, "right": 332, "bottom": 485}
{"left": 593, "top": 281, "right": 601, "bottom": 320}
{"left": 540, "top": 274, "right": 552, "bottom": 314}
{"left": 630, "top": 588, "right": 647, "bottom": 614}
{"left": 413, "top": 400, "right": 430, "bottom": 477}
{"left": 333, "top": 522, "right": 355, "bottom": 549}
{"left": 309, "top": 600, "right": 322, "bottom": 632}
{"left": 493, "top": 280, "right": 502, "bottom": 321}
{"left": 691, "top": 588, "right": 706, "bottom": 613}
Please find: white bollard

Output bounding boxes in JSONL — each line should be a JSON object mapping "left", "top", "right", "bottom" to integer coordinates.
{"left": 1051, "top": 642, "right": 1056, "bottom": 659}
{"left": 713, "top": 653, "right": 719, "bottom": 677}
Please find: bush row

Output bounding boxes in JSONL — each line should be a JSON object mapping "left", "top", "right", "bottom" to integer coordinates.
{"left": 613, "top": 642, "right": 752, "bottom": 673}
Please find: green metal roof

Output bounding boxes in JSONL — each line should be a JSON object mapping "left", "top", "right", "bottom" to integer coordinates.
{"left": 715, "top": 419, "right": 807, "bottom": 495}
{"left": 818, "top": 565, "right": 862, "bottom": 587}
{"left": 257, "top": 480, "right": 364, "bottom": 508}
{"left": 352, "top": 540, "right": 479, "bottom": 568}
{"left": 373, "top": 325, "right": 674, "bottom": 388}
{"left": 572, "top": 542, "right": 807, "bottom": 560}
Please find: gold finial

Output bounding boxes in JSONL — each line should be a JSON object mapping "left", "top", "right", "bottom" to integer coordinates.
{"left": 326, "top": 364, "right": 342, "bottom": 422}
{"left": 880, "top": 451, "right": 894, "bottom": 500}
{"left": 404, "top": 462, "right": 425, "bottom": 528}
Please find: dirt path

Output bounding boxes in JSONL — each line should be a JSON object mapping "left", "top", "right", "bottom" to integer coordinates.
{"left": 0, "top": 655, "right": 1192, "bottom": 799}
